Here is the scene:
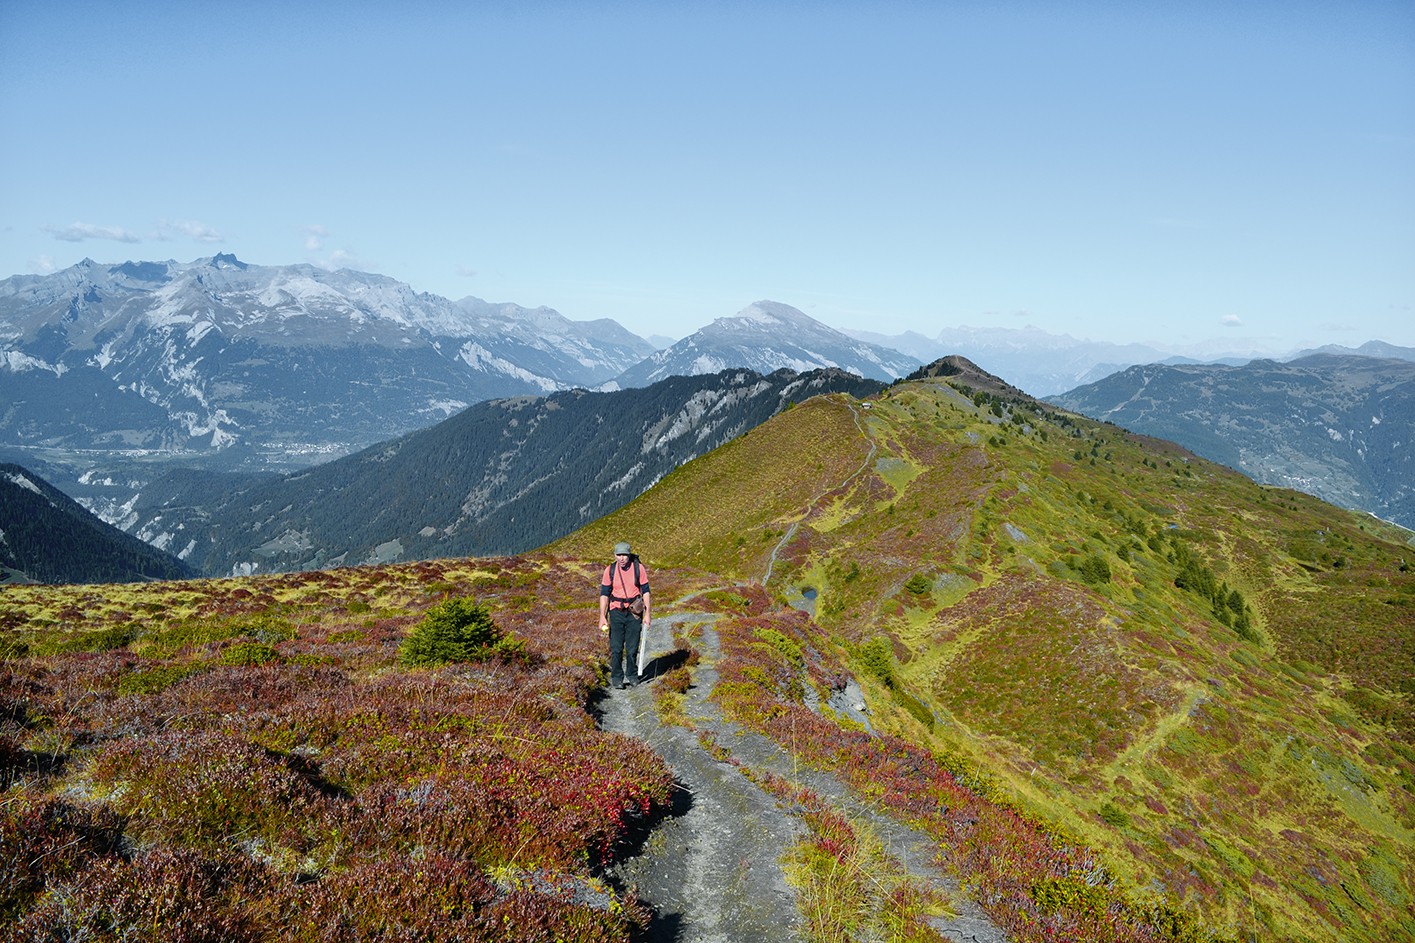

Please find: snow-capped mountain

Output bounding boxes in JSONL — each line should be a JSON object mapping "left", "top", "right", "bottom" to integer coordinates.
{"left": 614, "top": 301, "right": 920, "bottom": 386}
{"left": 0, "top": 254, "right": 655, "bottom": 463}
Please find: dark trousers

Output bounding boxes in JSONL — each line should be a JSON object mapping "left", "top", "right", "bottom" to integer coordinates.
{"left": 607, "top": 608, "right": 642, "bottom": 685}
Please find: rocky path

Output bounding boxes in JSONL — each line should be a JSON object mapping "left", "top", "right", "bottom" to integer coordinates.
{"left": 600, "top": 611, "right": 807, "bottom": 943}
{"left": 600, "top": 611, "right": 1009, "bottom": 943}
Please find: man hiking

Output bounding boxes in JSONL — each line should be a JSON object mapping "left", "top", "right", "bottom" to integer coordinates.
{"left": 600, "top": 541, "right": 651, "bottom": 689}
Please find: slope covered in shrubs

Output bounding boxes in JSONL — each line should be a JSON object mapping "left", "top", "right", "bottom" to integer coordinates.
{"left": 556, "top": 369, "right": 1415, "bottom": 942}
{"left": 0, "top": 557, "right": 711, "bottom": 941}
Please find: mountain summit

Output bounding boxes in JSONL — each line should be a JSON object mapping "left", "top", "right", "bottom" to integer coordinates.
{"left": 615, "top": 300, "right": 920, "bottom": 386}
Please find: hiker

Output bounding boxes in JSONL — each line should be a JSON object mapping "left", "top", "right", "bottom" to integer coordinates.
{"left": 600, "top": 541, "right": 651, "bottom": 689}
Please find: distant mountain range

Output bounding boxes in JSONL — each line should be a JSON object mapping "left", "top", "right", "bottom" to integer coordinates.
{"left": 848, "top": 328, "right": 1415, "bottom": 398}
{"left": 0, "top": 463, "right": 191, "bottom": 584}
{"left": 119, "top": 367, "right": 883, "bottom": 576}
{"left": 617, "top": 300, "right": 919, "bottom": 386}
{"left": 1050, "top": 353, "right": 1415, "bottom": 529}
{"left": 5, "top": 255, "right": 1413, "bottom": 549}
{"left": 1290, "top": 340, "right": 1415, "bottom": 362}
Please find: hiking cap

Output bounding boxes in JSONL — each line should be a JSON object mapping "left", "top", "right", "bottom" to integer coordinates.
{"left": 613, "top": 541, "right": 632, "bottom": 555}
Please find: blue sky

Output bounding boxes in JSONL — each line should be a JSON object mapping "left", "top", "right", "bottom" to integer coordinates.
{"left": 2, "top": 0, "right": 1412, "bottom": 352}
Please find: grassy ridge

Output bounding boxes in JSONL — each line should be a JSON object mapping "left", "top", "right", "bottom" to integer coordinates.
{"left": 554, "top": 372, "right": 1415, "bottom": 942}
{"left": 555, "top": 393, "right": 874, "bottom": 578}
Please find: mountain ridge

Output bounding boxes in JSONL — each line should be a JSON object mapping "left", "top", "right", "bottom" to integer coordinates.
{"left": 552, "top": 357, "right": 1415, "bottom": 941}
{"left": 0, "top": 254, "right": 656, "bottom": 463}
{"left": 1049, "top": 353, "right": 1415, "bottom": 528}
{"left": 122, "top": 366, "right": 884, "bottom": 576}
{"left": 849, "top": 324, "right": 1415, "bottom": 397}
{"left": 0, "top": 463, "right": 192, "bottom": 584}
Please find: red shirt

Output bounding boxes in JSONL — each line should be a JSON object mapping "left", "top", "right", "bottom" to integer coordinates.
{"left": 601, "top": 559, "right": 650, "bottom": 609}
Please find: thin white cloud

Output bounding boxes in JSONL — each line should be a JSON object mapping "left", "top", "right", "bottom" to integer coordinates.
{"left": 455, "top": 265, "right": 477, "bottom": 278}
{"left": 315, "top": 248, "right": 375, "bottom": 272}
{"left": 154, "top": 218, "right": 224, "bottom": 243}
{"left": 302, "top": 224, "right": 330, "bottom": 251}
{"left": 43, "top": 222, "right": 140, "bottom": 243}
{"left": 29, "top": 255, "right": 57, "bottom": 274}
{"left": 1222, "top": 314, "right": 1243, "bottom": 328}
{"left": 301, "top": 226, "right": 370, "bottom": 271}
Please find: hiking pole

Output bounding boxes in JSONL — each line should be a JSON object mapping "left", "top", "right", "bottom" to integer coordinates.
{"left": 636, "top": 618, "right": 649, "bottom": 679}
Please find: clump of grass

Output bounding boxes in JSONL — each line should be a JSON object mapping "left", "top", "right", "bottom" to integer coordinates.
{"left": 767, "top": 774, "right": 954, "bottom": 943}
{"left": 34, "top": 623, "right": 139, "bottom": 657}
{"left": 654, "top": 664, "right": 694, "bottom": 728}
{"left": 703, "top": 589, "right": 753, "bottom": 611}
{"left": 217, "top": 642, "right": 281, "bottom": 667}
{"left": 117, "top": 664, "right": 204, "bottom": 696}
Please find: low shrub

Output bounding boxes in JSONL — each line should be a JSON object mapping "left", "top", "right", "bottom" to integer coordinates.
{"left": 399, "top": 598, "right": 524, "bottom": 668}
{"left": 1078, "top": 554, "right": 1112, "bottom": 585}
{"left": 859, "top": 637, "right": 895, "bottom": 689}
{"left": 904, "top": 573, "right": 932, "bottom": 596}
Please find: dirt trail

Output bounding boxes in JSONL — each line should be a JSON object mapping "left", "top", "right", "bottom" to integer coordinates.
{"left": 600, "top": 611, "right": 807, "bottom": 943}
{"left": 600, "top": 612, "right": 1008, "bottom": 943}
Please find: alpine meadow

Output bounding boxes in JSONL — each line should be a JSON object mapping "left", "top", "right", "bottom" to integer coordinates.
{"left": 3, "top": 358, "right": 1413, "bottom": 942}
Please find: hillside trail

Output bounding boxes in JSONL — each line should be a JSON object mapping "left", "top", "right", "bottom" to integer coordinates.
{"left": 599, "top": 611, "right": 1008, "bottom": 943}
{"left": 598, "top": 397, "right": 1005, "bottom": 941}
